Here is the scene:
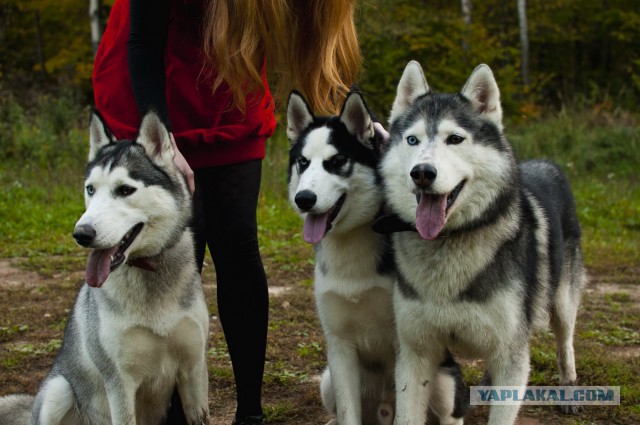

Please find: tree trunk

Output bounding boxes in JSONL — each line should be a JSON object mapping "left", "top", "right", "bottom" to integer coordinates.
{"left": 89, "top": 0, "right": 102, "bottom": 55}
{"left": 517, "top": 0, "right": 530, "bottom": 87}
{"left": 461, "top": 0, "right": 472, "bottom": 25}
{"left": 461, "top": 0, "right": 472, "bottom": 51}
{"left": 34, "top": 10, "right": 47, "bottom": 77}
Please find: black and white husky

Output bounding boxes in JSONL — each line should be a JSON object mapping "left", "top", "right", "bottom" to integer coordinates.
{"left": 380, "top": 61, "right": 587, "bottom": 425}
{"left": 287, "top": 91, "right": 468, "bottom": 425}
{"left": 0, "top": 112, "right": 210, "bottom": 425}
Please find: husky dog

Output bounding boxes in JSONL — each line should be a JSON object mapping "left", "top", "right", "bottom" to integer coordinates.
{"left": 0, "top": 112, "right": 210, "bottom": 425}
{"left": 379, "top": 61, "right": 587, "bottom": 425}
{"left": 287, "top": 91, "right": 468, "bottom": 425}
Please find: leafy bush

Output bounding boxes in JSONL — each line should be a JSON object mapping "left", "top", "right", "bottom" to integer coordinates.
{"left": 0, "top": 87, "right": 88, "bottom": 169}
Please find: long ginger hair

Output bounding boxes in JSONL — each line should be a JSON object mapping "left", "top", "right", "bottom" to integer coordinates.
{"left": 203, "top": 0, "right": 361, "bottom": 115}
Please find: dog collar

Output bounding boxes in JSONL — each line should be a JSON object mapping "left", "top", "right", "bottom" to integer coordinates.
{"left": 127, "top": 258, "right": 156, "bottom": 272}
{"left": 372, "top": 213, "right": 416, "bottom": 234}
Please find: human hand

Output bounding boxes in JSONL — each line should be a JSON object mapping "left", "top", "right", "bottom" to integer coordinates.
{"left": 373, "top": 122, "right": 390, "bottom": 155}
{"left": 170, "top": 133, "right": 195, "bottom": 195}
{"left": 373, "top": 122, "right": 389, "bottom": 143}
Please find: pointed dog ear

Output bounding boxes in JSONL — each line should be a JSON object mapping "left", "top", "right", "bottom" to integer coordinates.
{"left": 137, "top": 111, "right": 174, "bottom": 165}
{"left": 286, "top": 91, "right": 314, "bottom": 146}
{"left": 88, "top": 109, "right": 116, "bottom": 161}
{"left": 339, "top": 92, "right": 375, "bottom": 148}
{"left": 389, "top": 61, "right": 430, "bottom": 123}
{"left": 460, "top": 64, "right": 503, "bottom": 128}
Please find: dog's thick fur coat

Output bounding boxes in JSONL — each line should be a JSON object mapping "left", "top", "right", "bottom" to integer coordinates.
{"left": 0, "top": 112, "right": 210, "bottom": 425}
{"left": 380, "top": 62, "right": 587, "bottom": 425}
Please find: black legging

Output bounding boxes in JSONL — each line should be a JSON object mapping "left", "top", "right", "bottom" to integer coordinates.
{"left": 192, "top": 159, "right": 269, "bottom": 419}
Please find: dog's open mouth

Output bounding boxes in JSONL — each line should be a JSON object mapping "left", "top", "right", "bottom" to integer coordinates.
{"left": 85, "top": 223, "right": 144, "bottom": 288}
{"left": 415, "top": 180, "right": 465, "bottom": 240}
{"left": 302, "top": 194, "right": 346, "bottom": 244}
{"left": 446, "top": 180, "right": 465, "bottom": 210}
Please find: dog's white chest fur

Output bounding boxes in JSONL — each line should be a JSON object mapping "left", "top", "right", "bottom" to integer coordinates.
{"left": 102, "top": 312, "right": 207, "bottom": 376}
{"left": 315, "top": 227, "right": 395, "bottom": 340}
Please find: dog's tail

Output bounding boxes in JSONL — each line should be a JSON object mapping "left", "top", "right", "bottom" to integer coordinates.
{"left": 0, "top": 394, "right": 33, "bottom": 425}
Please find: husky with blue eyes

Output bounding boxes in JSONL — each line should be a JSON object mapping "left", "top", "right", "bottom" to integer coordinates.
{"left": 0, "top": 112, "right": 210, "bottom": 425}
{"left": 287, "top": 91, "right": 468, "bottom": 425}
{"left": 380, "top": 61, "right": 587, "bottom": 425}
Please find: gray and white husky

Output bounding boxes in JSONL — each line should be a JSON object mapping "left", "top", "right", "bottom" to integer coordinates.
{"left": 0, "top": 112, "right": 210, "bottom": 425}
{"left": 287, "top": 91, "right": 468, "bottom": 425}
{"left": 380, "top": 61, "right": 587, "bottom": 425}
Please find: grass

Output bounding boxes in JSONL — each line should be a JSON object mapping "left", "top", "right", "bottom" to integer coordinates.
{"left": 0, "top": 90, "right": 88, "bottom": 273}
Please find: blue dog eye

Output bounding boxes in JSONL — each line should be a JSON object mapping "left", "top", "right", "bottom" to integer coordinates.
{"left": 407, "top": 135, "right": 419, "bottom": 146}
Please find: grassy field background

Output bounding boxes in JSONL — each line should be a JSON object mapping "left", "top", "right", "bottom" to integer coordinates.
{"left": 0, "top": 93, "right": 639, "bottom": 423}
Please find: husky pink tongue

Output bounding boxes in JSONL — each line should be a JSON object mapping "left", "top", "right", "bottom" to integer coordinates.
{"left": 303, "top": 212, "right": 330, "bottom": 244}
{"left": 416, "top": 194, "right": 447, "bottom": 240}
{"left": 85, "top": 246, "right": 119, "bottom": 288}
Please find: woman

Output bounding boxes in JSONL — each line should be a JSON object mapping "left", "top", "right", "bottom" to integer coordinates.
{"left": 92, "top": 1, "right": 361, "bottom": 423}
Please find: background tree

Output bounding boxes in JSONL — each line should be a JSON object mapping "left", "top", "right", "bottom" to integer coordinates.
{"left": 89, "top": 0, "right": 103, "bottom": 55}
{"left": 517, "top": 0, "right": 530, "bottom": 87}
{"left": 461, "top": 0, "right": 473, "bottom": 51}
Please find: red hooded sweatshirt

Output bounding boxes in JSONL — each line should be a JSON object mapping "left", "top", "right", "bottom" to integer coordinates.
{"left": 93, "top": 0, "right": 277, "bottom": 168}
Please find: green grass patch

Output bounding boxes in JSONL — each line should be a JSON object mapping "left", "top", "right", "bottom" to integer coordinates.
{"left": 7, "top": 339, "right": 62, "bottom": 356}
{"left": 0, "top": 324, "right": 29, "bottom": 341}
{"left": 263, "top": 402, "right": 296, "bottom": 422}
{"left": 0, "top": 171, "right": 86, "bottom": 259}
{"left": 296, "top": 341, "right": 324, "bottom": 358}
{"left": 572, "top": 177, "right": 640, "bottom": 276}
{"left": 264, "top": 366, "right": 309, "bottom": 386}
{"left": 207, "top": 364, "right": 234, "bottom": 380}
{"left": 508, "top": 107, "right": 640, "bottom": 177}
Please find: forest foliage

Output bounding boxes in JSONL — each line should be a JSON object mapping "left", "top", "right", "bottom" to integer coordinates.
{"left": 356, "top": 0, "right": 640, "bottom": 118}
{"left": 0, "top": 0, "right": 638, "bottom": 119}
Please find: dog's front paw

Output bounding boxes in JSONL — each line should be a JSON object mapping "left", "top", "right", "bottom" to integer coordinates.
{"left": 188, "top": 408, "right": 209, "bottom": 425}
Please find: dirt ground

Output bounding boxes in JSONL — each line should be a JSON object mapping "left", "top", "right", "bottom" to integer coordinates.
{"left": 0, "top": 257, "right": 638, "bottom": 424}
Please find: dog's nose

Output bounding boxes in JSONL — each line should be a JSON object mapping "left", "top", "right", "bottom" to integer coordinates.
{"left": 410, "top": 164, "right": 437, "bottom": 187}
{"left": 73, "top": 224, "right": 96, "bottom": 247}
{"left": 295, "top": 190, "right": 317, "bottom": 211}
